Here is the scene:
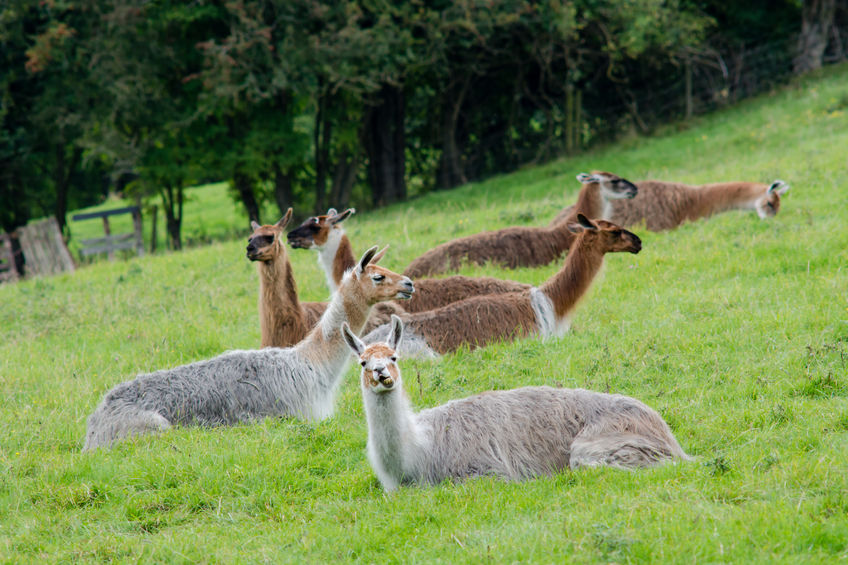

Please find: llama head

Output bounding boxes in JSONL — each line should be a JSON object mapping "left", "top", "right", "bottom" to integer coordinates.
{"left": 344, "top": 246, "right": 415, "bottom": 305}
{"left": 568, "top": 214, "right": 642, "bottom": 254}
{"left": 246, "top": 208, "right": 293, "bottom": 262}
{"left": 287, "top": 207, "right": 356, "bottom": 249}
{"left": 342, "top": 315, "right": 404, "bottom": 393}
{"left": 755, "top": 180, "right": 789, "bottom": 219}
{"left": 576, "top": 171, "right": 638, "bottom": 200}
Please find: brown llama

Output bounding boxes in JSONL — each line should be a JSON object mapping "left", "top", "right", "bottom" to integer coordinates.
{"left": 551, "top": 178, "right": 789, "bottom": 231}
{"left": 403, "top": 171, "right": 637, "bottom": 278}
{"left": 246, "top": 209, "right": 327, "bottom": 347}
{"left": 287, "top": 208, "right": 533, "bottom": 313}
{"left": 363, "top": 214, "right": 642, "bottom": 358}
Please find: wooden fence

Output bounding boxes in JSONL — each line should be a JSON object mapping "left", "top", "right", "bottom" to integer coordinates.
{"left": 72, "top": 206, "right": 144, "bottom": 260}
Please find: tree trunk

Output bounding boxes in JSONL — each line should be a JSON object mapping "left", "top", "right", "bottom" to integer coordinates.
{"left": 437, "top": 78, "right": 470, "bottom": 190}
{"left": 314, "top": 91, "right": 333, "bottom": 214}
{"left": 53, "top": 144, "right": 82, "bottom": 237}
{"left": 272, "top": 163, "right": 295, "bottom": 219}
{"left": 795, "top": 0, "right": 837, "bottom": 73}
{"left": 329, "top": 146, "right": 361, "bottom": 209}
{"left": 160, "top": 182, "right": 183, "bottom": 251}
{"left": 364, "top": 84, "right": 406, "bottom": 206}
{"left": 233, "top": 170, "right": 261, "bottom": 225}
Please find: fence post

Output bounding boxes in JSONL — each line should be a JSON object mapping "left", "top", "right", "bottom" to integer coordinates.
{"left": 150, "top": 205, "right": 158, "bottom": 254}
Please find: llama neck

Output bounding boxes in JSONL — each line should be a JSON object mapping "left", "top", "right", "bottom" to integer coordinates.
{"left": 294, "top": 273, "right": 371, "bottom": 380}
{"left": 363, "top": 385, "right": 428, "bottom": 488}
{"left": 692, "top": 182, "right": 763, "bottom": 217}
{"left": 572, "top": 183, "right": 604, "bottom": 220}
{"left": 257, "top": 252, "right": 308, "bottom": 347}
{"left": 538, "top": 235, "right": 606, "bottom": 322}
{"left": 317, "top": 229, "right": 355, "bottom": 293}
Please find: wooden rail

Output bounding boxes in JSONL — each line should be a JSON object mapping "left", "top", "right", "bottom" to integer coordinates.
{"left": 72, "top": 206, "right": 144, "bottom": 260}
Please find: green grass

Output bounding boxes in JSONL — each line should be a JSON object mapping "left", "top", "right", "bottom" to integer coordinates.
{"left": 2, "top": 63, "right": 848, "bottom": 563}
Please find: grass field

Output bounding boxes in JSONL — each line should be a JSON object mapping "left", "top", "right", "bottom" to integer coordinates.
{"left": 1, "top": 63, "right": 847, "bottom": 563}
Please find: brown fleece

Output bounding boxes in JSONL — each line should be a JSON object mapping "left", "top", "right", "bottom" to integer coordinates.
{"left": 404, "top": 275, "right": 532, "bottom": 313}
{"left": 333, "top": 235, "right": 356, "bottom": 285}
{"left": 398, "top": 217, "right": 641, "bottom": 354}
{"left": 600, "top": 180, "right": 777, "bottom": 231}
{"left": 403, "top": 224, "right": 576, "bottom": 278}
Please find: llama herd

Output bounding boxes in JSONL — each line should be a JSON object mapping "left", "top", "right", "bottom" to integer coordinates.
{"left": 84, "top": 171, "right": 789, "bottom": 491}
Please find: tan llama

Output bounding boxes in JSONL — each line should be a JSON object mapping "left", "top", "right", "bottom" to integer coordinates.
{"left": 344, "top": 315, "right": 690, "bottom": 490}
{"left": 364, "top": 214, "right": 642, "bottom": 358}
{"left": 246, "top": 209, "right": 327, "bottom": 347}
{"left": 403, "top": 172, "right": 637, "bottom": 277}
{"left": 552, "top": 178, "right": 790, "bottom": 231}
{"left": 287, "top": 208, "right": 532, "bottom": 313}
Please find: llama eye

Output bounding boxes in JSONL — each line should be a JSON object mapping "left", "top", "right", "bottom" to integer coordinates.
{"left": 360, "top": 360, "right": 367, "bottom": 367}
{"left": 390, "top": 356, "right": 397, "bottom": 362}
{"left": 371, "top": 274, "right": 385, "bottom": 282}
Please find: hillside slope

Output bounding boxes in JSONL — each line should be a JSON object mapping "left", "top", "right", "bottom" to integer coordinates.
{"left": 0, "top": 64, "right": 846, "bottom": 563}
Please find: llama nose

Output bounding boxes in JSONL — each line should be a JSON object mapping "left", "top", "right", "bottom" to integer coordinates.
{"left": 401, "top": 277, "right": 414, "bottom": 292}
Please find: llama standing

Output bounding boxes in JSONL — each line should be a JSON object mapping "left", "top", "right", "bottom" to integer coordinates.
{"left": 246, "top": 209, "right": 327, "bottom": 347}
{"left": 343, "top": 315, "right": 689, "bottom": 491}
{"left": 552, "top": 178, "right": 790, "bottom": 231}
{"left": 83, "top": 247, "right": 414, "bottom": 450}
{"left": 287, "top": 208, "right": 533, "bottom": 313}
{"left": 403, "top": 171, "right": 637, "bottom": 278}
{"left": 364, "top": 214, "right": 641, "bottom": 357}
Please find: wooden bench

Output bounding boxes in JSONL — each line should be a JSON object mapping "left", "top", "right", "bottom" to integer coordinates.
{"left": 72, "top": 206, "right": 144, "bottom": 260}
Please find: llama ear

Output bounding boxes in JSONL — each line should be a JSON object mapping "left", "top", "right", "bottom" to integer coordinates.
{"left": 769, "top": 180, "right": 789, "bottom": 195}
{"left": 387, "top": 314, "right": 404, "bottom": 352}
{"left": 326, "top": 208, "right": 338, "bottom": 216}
{"left": 356, "top": 246, "right": 379, "bottom": 274}
{"left": 371, "top": 245, "right": 389, "bottom": 265}
{"left": 576, "top": 173, "right": 592, "bottom": 184}
{"left": 566, "top": 222, "right": 584, "bottom": 234}
{"left": 250, "top": 221, "right": 261, "bottom": 232}
{"left": 576, "top": 213, "right": 597, "bottom": 230}
{"left": 341, "top": 323, "right": 366, "bottom": 356}
{"left": 330, "top": 208, "right": 355, "bottom": 225}
{"left": 276, "top": 208, "right": 293, "bottom": 229}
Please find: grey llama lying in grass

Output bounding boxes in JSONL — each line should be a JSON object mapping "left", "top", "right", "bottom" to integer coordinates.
{"left": 83, "top": 246, "right": 414, "bottom": 451}
{"left": 343, "top": 315, "right": 690, "bottom": 491}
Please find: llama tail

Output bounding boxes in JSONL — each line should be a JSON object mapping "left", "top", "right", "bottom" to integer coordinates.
{"left": 83, "top": 399, "right": 171, "bottom": 451}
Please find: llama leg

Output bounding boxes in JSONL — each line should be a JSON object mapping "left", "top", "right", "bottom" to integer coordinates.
{"left": 83, "top": 400, "right": 171, "bottom": 451}
{"left": 569, "top": 431, "right": 680, "bottom": 470}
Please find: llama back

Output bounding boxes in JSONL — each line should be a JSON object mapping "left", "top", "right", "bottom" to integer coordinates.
{"left": 403, "top": 291, "right": 537, "bottom": 354}
{"left": 404, "top": 226, "right": 572, "bottom": 277}
{"left": 414, "top": 386, "right": 686, "bottom": 484}
{"left": 415, "top": 387, "right": 584, "bottom": 483}
{"left": 405, "top": 275, "right": 532, "bottom": 313}
{"left": 607, "top": 180, "right": 697, "bottom": 231}
{"left": 84, "top": 348, "right": 326, "bottom": 450}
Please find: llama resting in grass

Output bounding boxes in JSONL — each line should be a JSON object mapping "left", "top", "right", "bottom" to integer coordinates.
{"left": 551, "top": 178, "right": 789, "bottom": 231}
{"left": 343, "top": 315, "right": 689, "bottom": 491}
{"left": 83, "top": 247, "right": 414, "bottom": 451}
{"left": 364, "top": 214, "right": 641, "bottom": 358}
{"left": 403, "top": 171, "right": 637, "bottom": 278}
{"left": 246, "top": 209, "right": 327, "bottom": 347}
{"left": 287, "top": 208, "right": 532, "bottom": 313}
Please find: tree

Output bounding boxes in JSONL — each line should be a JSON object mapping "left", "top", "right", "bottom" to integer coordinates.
{"left": 795, "top": 0, "right": 837, "bottom": 72}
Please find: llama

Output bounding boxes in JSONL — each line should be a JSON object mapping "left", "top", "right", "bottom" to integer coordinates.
{"left": 287, "top": 208, "right": 533, "bottom": 313}
{"left": 552, "top": 178, "right": 790, "bottom": 231}
{"left": 403, "top": 171, "right": 637, "bottom": 277}
{"left": 246, "top": 208, "right": 327, "bottom": 347}
{"left": 364, "top": 214, "right": 641, "bottom": 358}
{"left": 83, "top": 246, "right": 414, "bottom": 451}
{"left": 343, "top": 315, "right": 689, "bottom": 491}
